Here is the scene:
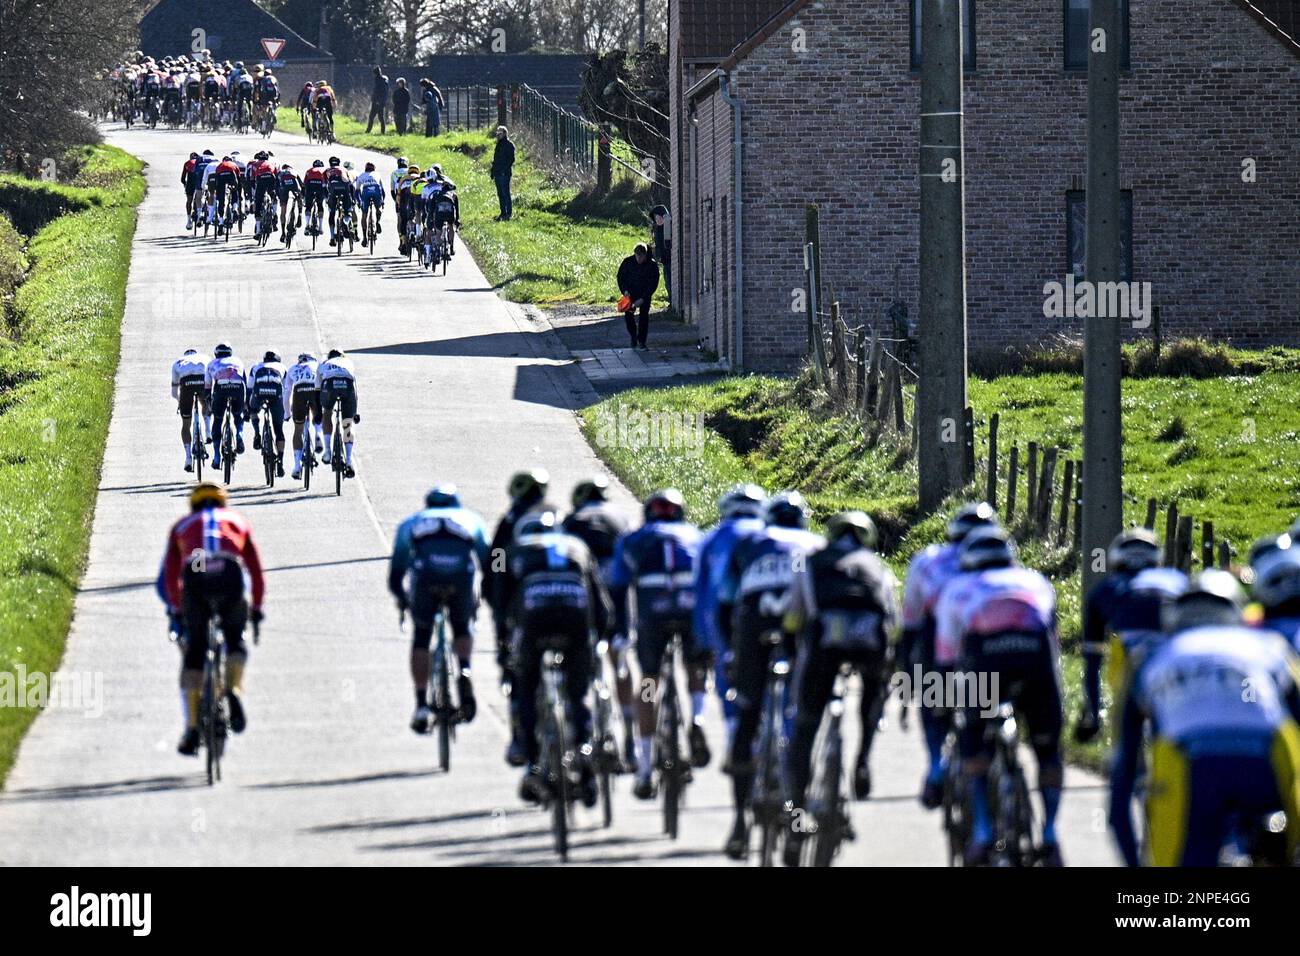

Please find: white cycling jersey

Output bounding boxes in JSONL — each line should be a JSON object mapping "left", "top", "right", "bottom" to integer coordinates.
{"left": 206, "top": 355, "right": 246, "bottom": 390}
{"left": 282, "top": 360, "right": 320, "bottom": 408}
{"left": 316, "top": 355, "right": 356, "bottom": 388}
{"left": 170, "top": 351, "right": 210, "bottom": 398}
{"left": 247, "top": 360, "right": 288, "bottom": 395}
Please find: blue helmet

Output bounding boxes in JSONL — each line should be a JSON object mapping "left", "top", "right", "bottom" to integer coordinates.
{"left": 425, "top": 483, "right": 460, "bottom": 509}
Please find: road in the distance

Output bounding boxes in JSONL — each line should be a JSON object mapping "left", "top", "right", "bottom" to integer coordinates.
{"left": 0, "top": 124, "right": 1118, "bottom": 866}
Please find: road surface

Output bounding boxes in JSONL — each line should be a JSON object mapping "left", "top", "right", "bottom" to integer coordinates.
{"left": 0, "top": 124, "right": 1119, "bottom": 866}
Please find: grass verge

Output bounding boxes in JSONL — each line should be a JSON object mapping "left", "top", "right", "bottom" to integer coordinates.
{"left": 276, "top": 108, "right": 666, "bottom": 308}
{"left": 579, "top": 364, "right": 1300, "bottom": 769}
{"left": 0, "top": 145, "right": 144, "bottom": 785}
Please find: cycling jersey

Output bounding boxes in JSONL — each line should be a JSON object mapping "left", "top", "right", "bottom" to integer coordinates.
{"left": 390, "top": 166, "right": 409, "bottom": 195}
{"left": 692, "top": 515, "right": 764, "bottom": 658}
{"left": 206, "top": 355, "right": 246, "bottom": 390}
{"left": 1105, "top": 566, "right": 1188, "bottom": 692}
{"left": 316, "top": 355, "right": 356, "bottom": 388}
{"left": 935, "top": 565, "right": 1057, "bottom": 665}
{"left": 159, "top": 507, "right": 265, "bottom": 612}
{"left": 282, "top": 359, "right": 319, "bottom": 404}
{"left": 276, "top": 170, "right": 302, "bottom": 195}
{"left": 171, "top": 352, "right": 211, "bottom": 404}
{"left": 246, "top": 360, "right": 287, "bottom": 397}
{"left": 902, "top": 542, "right": 962, "bottom": 648}
{"left": 608, "top": 520, "right": 701, "bottom": 640}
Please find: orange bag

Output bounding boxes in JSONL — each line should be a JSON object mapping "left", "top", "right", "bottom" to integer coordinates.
{"left": 616, "top": 294, "right": 632, "bottom": 313}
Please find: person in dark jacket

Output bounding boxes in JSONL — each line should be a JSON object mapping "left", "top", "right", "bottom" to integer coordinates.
{"left": 651, "top": 204, "right": 671, "bottom": 306}
{"left": 491, "top": 126, "right": 516, "bottom": 220}
{"left": 366, "top": 67, "right": 389, "bottom": 133}
{"left": 420, "top": 78, "right": 444, "bottom": 137}
{"left": 617, "top": 244, "right": 660, "bottom": 349}
{"left": 392, "top": 78, "right": 411, "bottom": 135}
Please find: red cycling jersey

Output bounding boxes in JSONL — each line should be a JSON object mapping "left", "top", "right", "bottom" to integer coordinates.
{"left": 214, "top": 160, "right": 240, "bottom": 177}
{"left": 303, "top": 167, "right": 327, "bottom": 184}
{"left": 161, "top": 507, "right": 266, "bottom": 611}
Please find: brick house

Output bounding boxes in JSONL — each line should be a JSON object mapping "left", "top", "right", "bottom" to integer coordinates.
{"left": 668, "top": 0, "right": 1300, "bottom": 371}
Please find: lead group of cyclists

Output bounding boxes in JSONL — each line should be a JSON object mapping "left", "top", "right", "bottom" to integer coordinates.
{"left": 105, "top": 52, "right": 280, "bottom": 131}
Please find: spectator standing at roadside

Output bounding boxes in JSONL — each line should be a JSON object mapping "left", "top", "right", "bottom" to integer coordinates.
{"left": 420, "top": 78, "right": 445, "bottom": 137}
{"left": 617, "top": 243, "right": 660, "bottom": 349}
{"left": 393, "top": 78, "right": 411, "bottom": 135}
{"left": 491, "top": 125, "right": 515, "bottom": 221}
{"left": 366, "top": 66, "right": 389, "bottom": 133}
{"left": 651, "top": 204, "right": 672, "bottom": 307}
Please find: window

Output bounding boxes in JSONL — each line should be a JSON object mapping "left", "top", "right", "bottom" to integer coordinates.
{"left": 1065, "top": 0, "right": 1130, "bottom": 71}
{"left": 1066, "top": 189, "right": 1134, "bottom": 281}
{"left": 910, "top": 0, "right": 976, "bottom": 71}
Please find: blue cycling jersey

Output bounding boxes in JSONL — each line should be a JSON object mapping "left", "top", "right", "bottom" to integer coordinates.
{"left": 389, "top": 506, "right": 490, "bottom": 598}
{"left": 692, "top": 516, "right": 764, "bottom": 655}
{"left": 608, "top": 520, "right": 701, "bottom": 634}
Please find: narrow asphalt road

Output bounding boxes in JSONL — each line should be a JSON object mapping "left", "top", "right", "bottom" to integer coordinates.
{"left": 0, "top": 124, "right": 1118, "bottom": 866}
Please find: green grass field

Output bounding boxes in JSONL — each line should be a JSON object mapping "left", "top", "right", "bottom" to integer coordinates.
{"left": 276, "top": 109, "right": 666, "bottom": 308}
{"left": 0, "top": 145, "right": 143, "bottom": 785}
{"left": 579, "top": 365, "right": 1300, "bottom": 766}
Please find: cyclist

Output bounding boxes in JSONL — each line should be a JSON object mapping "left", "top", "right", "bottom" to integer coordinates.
{"left": 902, "top": 501, "right": 999, "bottom": 809}
{"left": 487, "top": 468, "right": 554, "bottom": 765}
{"left": 302, "top": 159, "right": 328, "bottom": 237}
{"left": 282, "top": 352, "right": 325, "bottom": 480}
{"left": 297, "top": 82, "right": 314, "bottom": 126}
{"left": 428, "top": 176, "right": 460, "bottom": 256}
{"left": 500, "top": 509, "right": 610, "bottom": 807}
{"left": 396, "top": 164, "right": 421, "bottom": 253}
{"left": 1078, "top": 527, "right": 1186, "bottom": 742}
{"left": 722, "top": 490, "right": 826, "bottom": 859}
{"left": 608, "top": 488, "right": 710, "bottom": 799}
{"left": 692, "top": 483, "right": 767, "bottom": 766}
{"left": 170, "top": 347, "right": 211, "bottom": 472}
{"left": 276, "top": 163, "right": 303, "bottom": 235}
{"left": 184, "top": 67, "right": 202, "bottom": 119}
{"left": 232, "top": 66, "right": 254, "bottom": 125}
{"left": 324, "top": 157, "right": 355, "bottom": 247}
{"left": 206, "top": 343, "right": 247, "bottom": 468}
{"left": 1110, "top": 570, "right": 1300, "bottom": 866}
{"left": 158, "top": 483, "right": 265, "bottom": 756}
{"left": 561, "top": 476, "right": 635, "bottom": 764}
{"left": 782, "top": 511, "right": 900, "bottom": 864}
{"left": 249, "top": 151, "right": 280, "bottom": 238}
{"left": 389, "top": 484, "right": 490, "bottom": 733}
{"left": 184, "top": 150, "right": 214, "bottom": 229}
{"left": 246, "top": 351, "right": 288, "bottom": 476}
{"left": 1251, "top": 533, "right": 1300, "bottom": 650}
{"left": 390, "top": 157, "right": 410, "bottom": 201}
{"left": 311, "top": 79, "right": 337, "bottom": 128}
{"left": 936, "top": 527, "right": 1063, "bottom": 866}
{"left": 316, "top": 348, "right": 358, "bottom": 478}
{"left": 210, "top": 155, "right": 241, "bottom": 225}
{"left": 354, "top": 161, "right": 386, "bottom": 244}
{"left": 254, "top": 67, "right": 279, "bottom": 122}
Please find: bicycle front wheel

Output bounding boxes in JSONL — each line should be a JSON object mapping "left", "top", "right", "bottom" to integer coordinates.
{"left": 549, "top": 705, "right": 570, "bottom": 861}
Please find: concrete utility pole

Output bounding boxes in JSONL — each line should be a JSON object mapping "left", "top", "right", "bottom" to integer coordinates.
{"left": 1082, "top": 0, "right": 1123, "bottom": 598}
{"left": 638, "top": 0, "right": 647, "bottom": 49}
{"left": 917, "top": 0, "right": 969, "bottom": 511}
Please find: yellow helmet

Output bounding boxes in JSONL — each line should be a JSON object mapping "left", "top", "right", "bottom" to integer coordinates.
{"left": 189, "top": 483, "right": 228, "bottom": 511}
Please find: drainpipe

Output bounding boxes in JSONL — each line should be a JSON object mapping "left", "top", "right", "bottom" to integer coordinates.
{"left": 718, "top": 73, "right": 744, "bottom": 370}
{"left": 688, "top": 102, "right": 700, "bottom": 326}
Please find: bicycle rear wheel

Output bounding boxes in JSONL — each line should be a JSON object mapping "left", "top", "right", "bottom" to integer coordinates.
{"left": 434, "top": 632, "right": 452, "bottom": 772}
{"left": 811, "top": 733, "right": 844, "bottom": 867}
{"left": 303, "top": 453, "right": 312, "bottom": 490}
{"left": 203, "top": 660, "right": 219, "bottom": 786}
{"left": 546, "top": 695, "right": 570, "bottom": 861}
{"left": 659, "top": 680, "right": 682, "bottom": 839}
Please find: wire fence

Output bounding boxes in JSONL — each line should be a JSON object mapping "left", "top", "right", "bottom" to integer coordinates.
{"left": 340, "top": 86, "right": 498, "bottom": 134}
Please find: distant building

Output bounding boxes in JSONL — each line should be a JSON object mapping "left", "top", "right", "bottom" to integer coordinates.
{"left": 140, "top": 0, "right": 334, "bottom": 91}
{"left": 669, "top": 0, "right": 1300, "bottom": 371}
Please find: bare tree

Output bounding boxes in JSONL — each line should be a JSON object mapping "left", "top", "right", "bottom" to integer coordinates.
{"left": 0, "top": 0, "right": 143, "bottom": 170}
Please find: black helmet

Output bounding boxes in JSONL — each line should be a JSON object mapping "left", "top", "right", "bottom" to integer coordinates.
{"left": 297, "top": 352, "right": 315, "bottom": 363}
{"left": 1163, "top": 569, "right": 1246, "bottom": 633}
{"left": 571, "top": 476, "right": 610, "bottom": 509}
{"left": 826, "top": 511, "right": 878, "bottom": 550}
{"left": 958, "top": 526, "right": 1018, "bottom": 572}
{"left": 644, "top": 488, "right": 686, "bottom": 523}
{"left": 425, "top": 483, "right": 461, "bottom": 509}
{"left": 329, "top": 156, "right": 341, "bottom": 167}
{"left": 514, "top": 508, "right": 558, "bottom": 541}
{"left": 398, "top": 156, "right": 409, "bottom": 166}
{"left": 508, "top": 468, "right": 550, "bottom": 502}
{"left": 718, "top": 483, "right": 766, "bottom": 520}
{"left": 1108, "top": 527, "right": 1161, "bottom": 573}
{"left": 213, "top": 342, "right": 232, "bottom": 358}
{"left": 312, "top": 159, "right": 324, "bottom": 168}
{"left": 1250, "top": 534, "right": 1300, "bottom": 610}
{"left": 263, "top": 350, "right": 280, "bottom": 363}
{"left": 764, "top": 490, "right": 810, "bottom": 529}
{"left": 946, "top": 502, "right": 998, "bottom": 543}
{"left": 326, "top": 349, "right": 342, "bottom": 360}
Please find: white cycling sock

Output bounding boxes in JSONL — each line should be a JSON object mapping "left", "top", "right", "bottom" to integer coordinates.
{"left": 691, "top": 691, "right": 706, "bottom": 724}
{"left": 294, "top": 448, "right": 303, "bottom": 468}
{"left": 635, "top": 737, "right": 652, "bottom": 779}
{"left": 344, "top": 442, "right": 353, "bottom": 466}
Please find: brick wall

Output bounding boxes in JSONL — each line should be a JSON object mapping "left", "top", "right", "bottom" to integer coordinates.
{"left": 675, "top": 0, "right": 1300, "bottom": 371}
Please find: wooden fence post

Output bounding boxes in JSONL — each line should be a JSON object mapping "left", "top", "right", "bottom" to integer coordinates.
{"left": 1201, "top": 521, "right": 1214, "bottom": 570}
{"left": 1163, "top": 502, "right": 1179, "bottom": 566}
{"left": 1027, "top": 442, "right": 1039, "bottom": 527}
{"left": 1176, "top": 515, "right": 1194, "bottom": 572}
{"left": 1144, "top": 498, "right": 1158, "bottom": 530}
{"left": 830, "top": 302, "right": 845, "bottom": 399}
{"left": 864, "top": 328, "right": 881, "bottom": 416}
{"left": 895, "top": 369, "right": 907, "bottom": 433}
{"left": 854, "top": 328, "right": 867, "bottom": 408}
{"left": 1073, "top": 459, "right": 1083, "bottom": 551}
{"left": 1006, "top": 445, "right": 1019, "bottom": 521}
{"left": 1057, "top": 459, "right": 1075, "bottom": 545}
{"left": 986, "top": 413, "right": 1000, "bottom": 509}
{"left": 1218, "top": 540, "right": 1231, "bottom": 570}
{"left": 1036, "top": 447, "right": 1058, "bottom": 538}
{"left": 962, "top": 407, "right": 975, "bottom": 485}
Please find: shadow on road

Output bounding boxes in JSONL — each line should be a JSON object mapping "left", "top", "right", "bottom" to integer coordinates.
{"left": 305, "top": 805, "right": 537, "bottom": 834}
{"left": 249, "top": 766, "right": 437, "bottom": 790}
{"left": 1, "top": 774, "right": 201, "bottom": 803}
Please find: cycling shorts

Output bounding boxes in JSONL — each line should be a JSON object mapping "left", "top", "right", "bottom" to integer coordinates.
{"left": 321, "top": 378, "right": 357, "bottom": 421}
{"left": 290, "top": 387, "right": 323, "bottom": 424}
{"left": 176, "top": 376, "right": 209, "bottom": 415}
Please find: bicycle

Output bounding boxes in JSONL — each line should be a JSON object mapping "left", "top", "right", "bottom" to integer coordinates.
{"left": 362, "top": 204, "right": 378, "bottom": 254}
{"left": 316, "top": 108, "right": 335, "bottom": 145}
{"left": 334, "top": 206, "right": 356, "bottom": 256}
{"left": 329, "top": 397, "right": 348, "bottom": 495}
{"left": 256, "top": 405, "right": 277, "bottom": 487}
{"left": 190, "top": 392, "right": 208, "bottom": 482}
{"left": 537, "top": 641, "right": 580, "bottom": 862}
{"left": 197, "top": 612, "right": 229, "bottom": 786}
{"left": 258, "top": 104, "right": 277, "bottom": 138}
{"left": 281, "top": 197, "right": 300, "bottom": 249}
{"left": 422, "top": 589, "right": 462, "bottom": 771}
{"left": 305, "top": 200, "right": 323, "bottom": 252}
{"left": 940, "top": 713, "right": 969, "bottom": 866}
{"left": 752, "top": 629, "right": 792, "bottom": 867}
{"left": 218, "top": 405, "right": 238, "bottom": 485}
{"left": 426, "top": 222, "right": 451, "bottom": 275}
{"left": 299, "top": 425, "right": 317, "bottom": 490}
{"left": 256, "top": 197, "right": 276, "bottom": 248}
{"left": 652, "top": 633, "right": 691, "bottom": 839}
{"left": 403, "top": 217, "right": 419, "bottom": 263}
{"left": 985, "top": 700, "right": 1036, "bottom": 866}
{"left": 588, "top": 634, "right": 621, "bottom": 829}
{"left": 804, "top": 664, "right": 857, "bottom": 867}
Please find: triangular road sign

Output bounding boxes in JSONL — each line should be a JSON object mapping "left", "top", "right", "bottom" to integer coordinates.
{"left": 260, "top": 38, "right": 286, "bottom": 61}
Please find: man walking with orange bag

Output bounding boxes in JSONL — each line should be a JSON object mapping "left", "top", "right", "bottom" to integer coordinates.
{"left": 616, "top": 243, "right": 660, "bottom": 350}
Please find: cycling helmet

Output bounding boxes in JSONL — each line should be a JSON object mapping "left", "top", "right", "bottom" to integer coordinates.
{"left": 297, "top": 352, "right": 315, "bottom": 363}
{"left": 183, "top": 347, "right": 198, "bottom": 355}
{"left": 343, "top": 161, "right": 354, "bottom": 171}
{"left": 764, "top": 490, "right": 810, "bottom": 529}
{"left": 1108, "top": 527, "right": 1161, "bottom": 573}
{"left": 514, "top": 508, "right": 558, "bottom": 541}
{"left": 213, "top": 342, "right": 232, "bottom": 358}
{"left": 431, "top": 164, "right": 443, "bottom": 176}
{"left": 326, "top": 349, "right": 342, "bottom": 360}
{"left": 263, "top": 350, "right": 280, "bottom": 363}
{"left": 1249, "top": 534, "right": 1300, "bottom": 610}
{"left": 235, "top": 61, "right": 244, "bottom": 69}
{"left": 202, "top": 149, "right": 214, "bottom": 156}
{"left": 958, "top": 526, "right": 1019, "bottom": 572}
{"left": 571, "top": 475, "right": 610, "bottom": 509}
{"left": 229, "top": 149, "right": 241, "bottom": 157}
{"left": 424, "top": 483, "right": 461, "bottom": 509}
{"left": 189, "top": 482, "right": 228, "bottom": 511}
{"left": 946, "top": 502, "right": 998, "bottom": 543}
{"left": 407, "top": 165, "right": 422, "bottom": 175}
{"left": 1163, "top": 569, "right": 1247, "bottom": 633}
{"left": 364, "top": 162, "right": 375, "bottom": 172}
{"left": 312, "top": 159, "right": 324, "bottom": 168}
{"left": 644, "top": 488, "right": 686, "bottom": 523}
{"left": 281, "top": 164, "right": 292, "bottom": 172}
{"left": 826, "top": 511, "right": 878, "bottom": 550}
{"left": 329, "top": 156, "right": 341, "bottom": 167}
{"left": 508, "top": 468, "right": 550, "bottom": 501}
{"left": 718, "top": 483, "right": 767, "bottom": 520}
{"left": 398, "top": 157, "right": 409, "bottom": 167}
{"left": 189, "top": 151, "right": 199, "bottom": 160}
{"left": 221, "top": 155, "right": 232, "bottom": 163}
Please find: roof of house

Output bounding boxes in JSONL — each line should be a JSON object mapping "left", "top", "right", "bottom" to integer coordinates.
{"left": 140, "top": 0, "right": 332, "bottom": 63}
{"left": 1236, "top": 0, "right": 1300, "bottom": 55}
{"left": 680, "top": 0, "right": 795, "bottom": 61}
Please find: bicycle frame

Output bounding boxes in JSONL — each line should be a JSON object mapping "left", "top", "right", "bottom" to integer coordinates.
{"left": 806, "top": 663, "right": 854, "bottom": 866}
{"left": 199, "top": 615, "right": 228, "bottom": 786}
{"left": 190, "top": 393, "right": 208, "bottom": 481}
{"left": 652, "top": 633, "right": 689, "bottom": 839}
{"left": 754, "top": 630, "right": 792, "bottom": 867}
{"left": 539, "top": 646, "right": 575, "bottom": 861}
